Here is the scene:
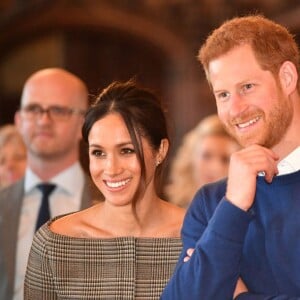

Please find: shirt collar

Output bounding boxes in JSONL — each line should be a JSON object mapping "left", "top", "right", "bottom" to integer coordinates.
{"left": 277, "top": 146, "right": 300, "bottom": 175}
{"left": 24, "top": 162, "right": 85, "bottom": 195}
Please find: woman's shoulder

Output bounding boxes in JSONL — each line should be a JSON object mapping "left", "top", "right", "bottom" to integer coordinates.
{"left": 49, "top": 203, "right": 103, "bottom": 238}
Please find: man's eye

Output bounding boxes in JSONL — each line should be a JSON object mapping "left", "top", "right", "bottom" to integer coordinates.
{"left": 25, "top": 105, "right": 42, "bottom": 113}
{"left": 51, "top": 107, "right": 71, "bottom": 116}
{"left": 216, "top": 92, "right": 229, "bottom": 101}
{"left": 242, "top": 83, "right": 254, "bottom": 93}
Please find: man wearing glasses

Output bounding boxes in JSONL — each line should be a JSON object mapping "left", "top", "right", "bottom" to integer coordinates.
{"left": 0, "top": 68, "right": 100, "bottom": 300}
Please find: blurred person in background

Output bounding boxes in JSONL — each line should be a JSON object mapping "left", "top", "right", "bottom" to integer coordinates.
{"left": 0, "top": 68, "right": 100, "bottom": 300}
{"left": 0, "top": 124, "right": 27, "bottom": 189}
{"left": 165, "top": 114, "right": 240, "bottom": 208}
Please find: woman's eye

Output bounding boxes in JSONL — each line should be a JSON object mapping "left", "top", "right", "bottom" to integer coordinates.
{"left": 221, "top": 155, "right": 230, "bottom": 165}
{"left": 121, "top": 148, "right": 135, "bottom": 155}
{"left": 91, "top": 149, "right": 104, "bottom": 157}
{"left": 200, "top": 151, "right": 212, "bottom": 161}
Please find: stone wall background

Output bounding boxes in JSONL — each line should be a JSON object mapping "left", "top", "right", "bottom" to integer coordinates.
{"left": 0, "top": 0, "right": 299, "bottom": 158}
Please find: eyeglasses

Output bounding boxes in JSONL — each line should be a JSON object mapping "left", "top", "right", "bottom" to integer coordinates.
{"left": 20, "top": 104, "right": 86, "bottom": 122}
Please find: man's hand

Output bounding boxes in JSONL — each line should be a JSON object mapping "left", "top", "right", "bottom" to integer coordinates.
{"left": 226, "top": 145, "right": 279, "bottom": 211}
{"left": 183, "top": 248, "right": 194, "bottom": 262}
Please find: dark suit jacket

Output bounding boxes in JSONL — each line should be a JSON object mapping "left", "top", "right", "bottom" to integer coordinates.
{"left": 0, "top": 175, "right": 100, "bottom": 300}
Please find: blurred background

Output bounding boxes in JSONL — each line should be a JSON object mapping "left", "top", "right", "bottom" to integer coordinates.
{"left": 0, "top": 0, "right": 300, "bottom": 155}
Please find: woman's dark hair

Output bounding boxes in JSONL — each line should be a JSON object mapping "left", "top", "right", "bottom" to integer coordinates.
{"left": 82, "top": 80, "right": 169, "bottom": 207}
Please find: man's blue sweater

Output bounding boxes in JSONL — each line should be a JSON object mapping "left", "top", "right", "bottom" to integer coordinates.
{"left": 161, "top": 170, "right": 300, "bottom": 299}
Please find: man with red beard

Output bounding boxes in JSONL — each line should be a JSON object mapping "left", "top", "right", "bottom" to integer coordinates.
{"left": 161, "top": 15, "right": 300, "bottom": 300}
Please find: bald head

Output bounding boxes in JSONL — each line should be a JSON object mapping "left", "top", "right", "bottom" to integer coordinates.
{"left": 15, "top": 68, "right": 89, "bottom": 173}
{"left": 21, "top": 68, "right": 88, "bottom": 110}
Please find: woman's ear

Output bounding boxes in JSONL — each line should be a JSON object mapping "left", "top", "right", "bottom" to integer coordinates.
{"left": 156, "top": 138, "right": 169, "bottom": 165}
{"left": 279, "top": 61, "right": 298, "bottom": 95}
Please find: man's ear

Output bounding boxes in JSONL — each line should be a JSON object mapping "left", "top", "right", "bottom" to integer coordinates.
{"left": 279, "top": 61, "right": 298, "bottom": 95}
{"left": 156, "top": 138, "right": 169, "bottom": 165}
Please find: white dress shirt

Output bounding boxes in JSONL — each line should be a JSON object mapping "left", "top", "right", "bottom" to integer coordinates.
{"left": 13, "top": 162, "right": 85, "bottom": 300}
{"left": 277, "top": 146, "right": 300, "bottom": 175}
{"left": 257, "top": 146, "right": 300, "bottom": 177}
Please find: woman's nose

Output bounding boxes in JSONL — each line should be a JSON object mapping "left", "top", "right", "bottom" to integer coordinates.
{"left": 104, "top": 156, "right": 121, "bottom": 175}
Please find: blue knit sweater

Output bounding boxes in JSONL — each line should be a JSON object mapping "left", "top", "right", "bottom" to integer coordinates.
{"left": 161, "top": 170, "right": 300, "bottom": 299}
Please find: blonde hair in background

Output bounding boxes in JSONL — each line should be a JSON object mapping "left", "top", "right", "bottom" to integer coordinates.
{"left": 0, "top": 125, "right": 23, "bottom": 147}
{"left": 0, "top": 124, "right": 27, "bottom": 188}
{"left": 165, "top": 114, "right": 239, "bottom": 208}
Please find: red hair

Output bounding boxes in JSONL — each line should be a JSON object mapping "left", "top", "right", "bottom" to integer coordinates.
{"left": 198, "top": 15, "right": 300, "bottom": 91}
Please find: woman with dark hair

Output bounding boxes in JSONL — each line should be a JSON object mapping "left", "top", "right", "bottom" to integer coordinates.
{"left": 24, "top": 80, "right": 185, "bottom": 299}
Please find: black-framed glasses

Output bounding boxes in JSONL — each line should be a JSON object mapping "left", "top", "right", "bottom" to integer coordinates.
{"left": 20, "top": 104, "right": 86, "bottom": 121}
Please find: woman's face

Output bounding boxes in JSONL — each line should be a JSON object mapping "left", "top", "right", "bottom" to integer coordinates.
{"left": 0, "top": 139, "right": 27, "bottom": 188}
{"left": 192, "top": 135, "right": 239, "bottom": 187}
{"left": 88, "top": 113, "right": 157, "bottom": 207}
